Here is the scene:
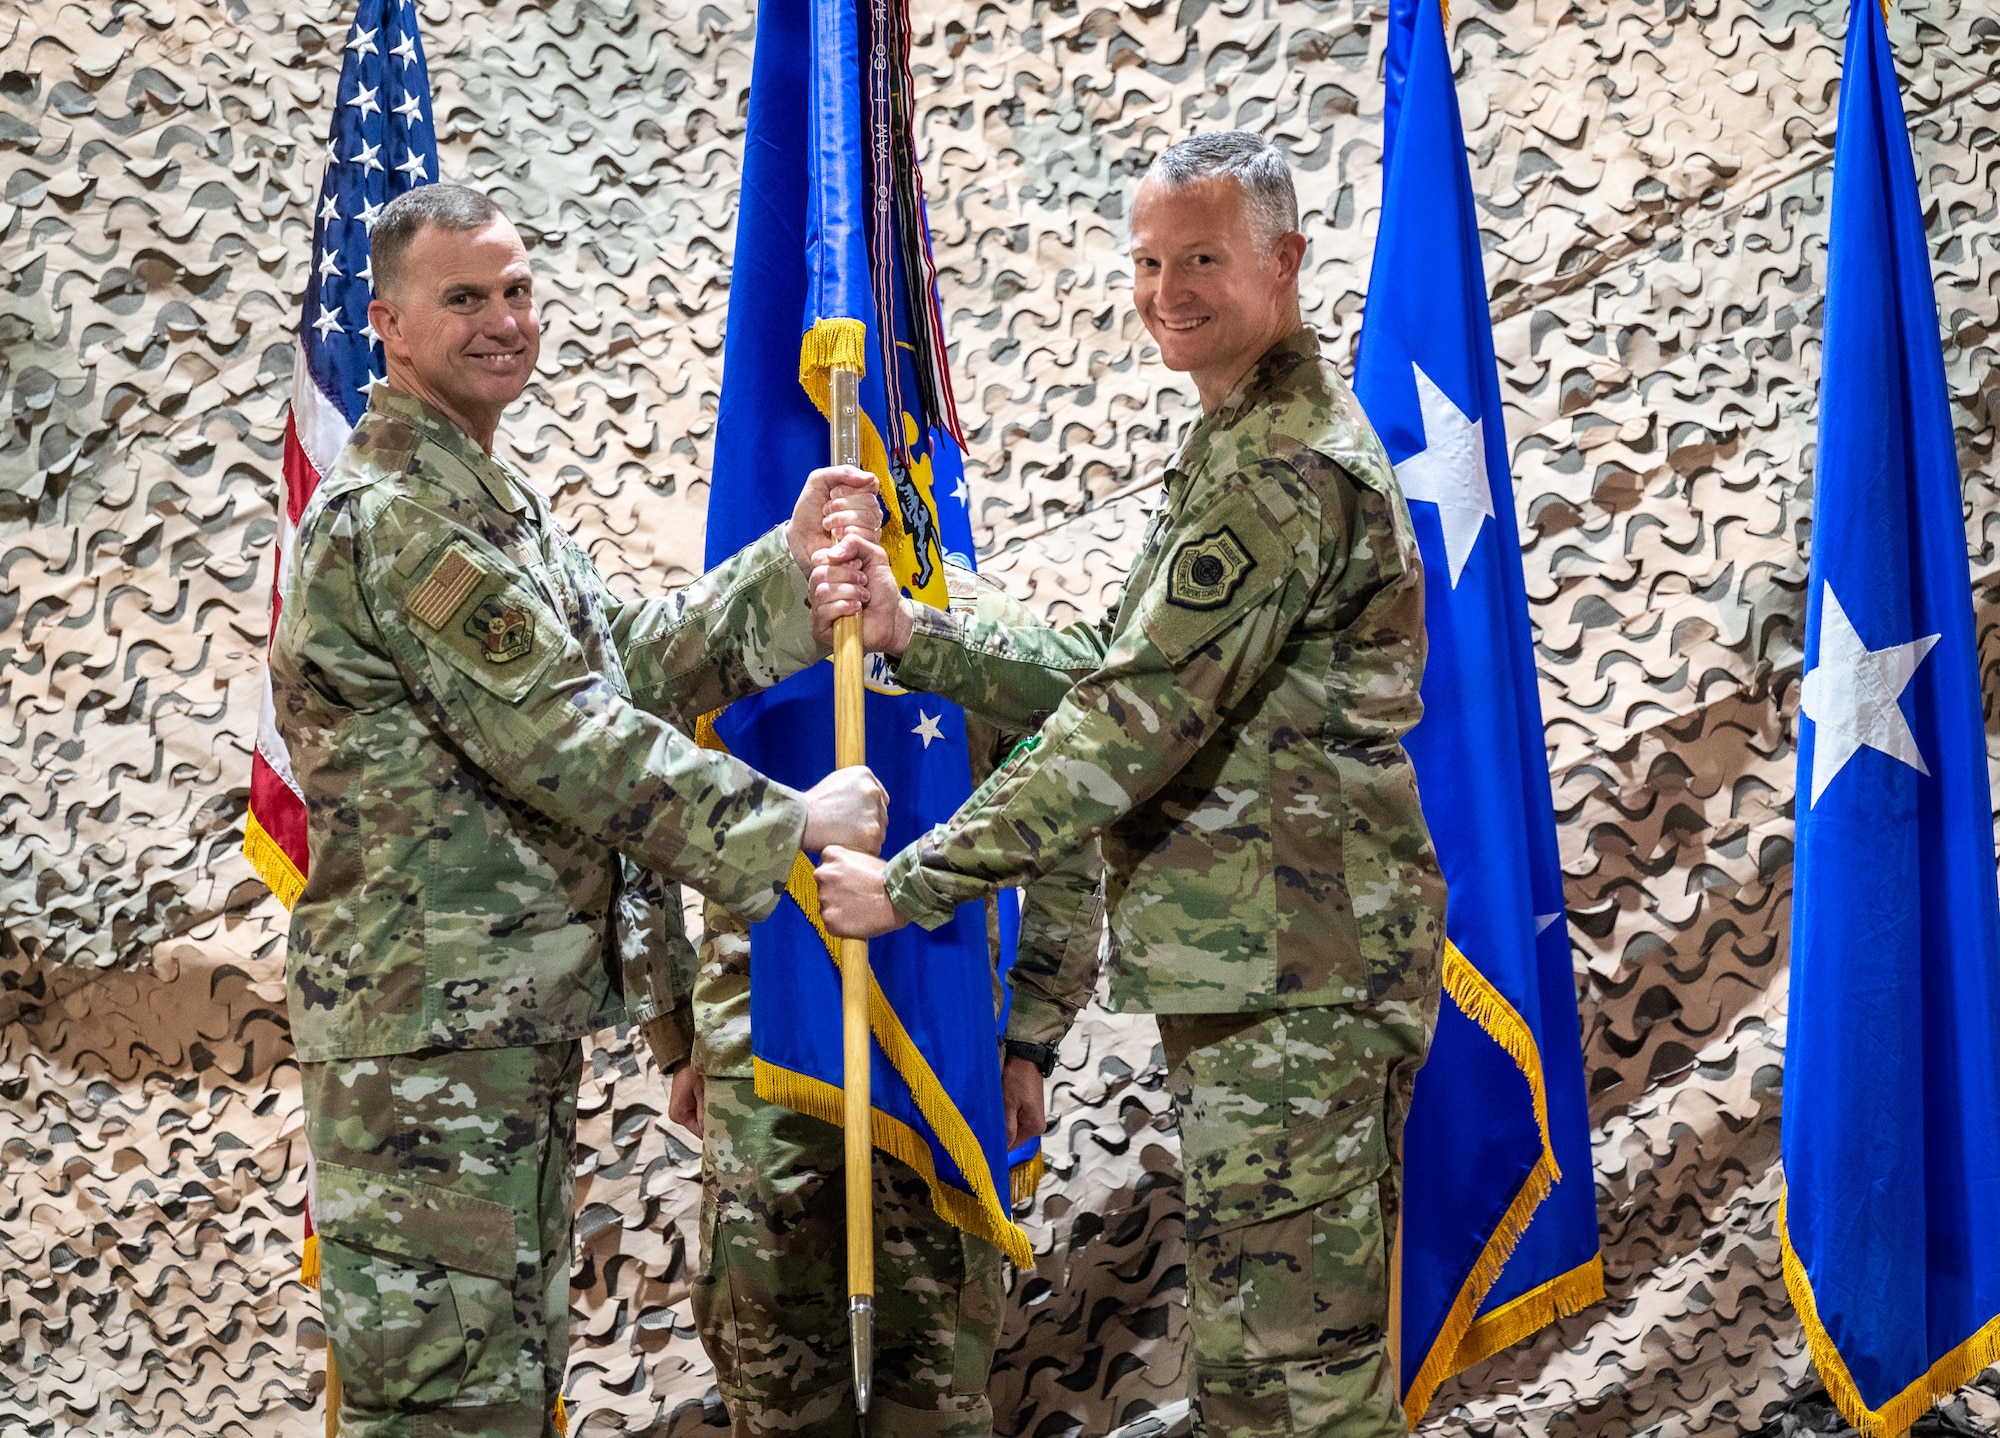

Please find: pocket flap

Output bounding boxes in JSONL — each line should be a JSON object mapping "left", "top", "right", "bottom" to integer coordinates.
{"left": 312, "top": 1160, "right": 520, "bottom": 1282}
{"left": 1184, "top": 1105, "right": 1390, "bottom": 1240}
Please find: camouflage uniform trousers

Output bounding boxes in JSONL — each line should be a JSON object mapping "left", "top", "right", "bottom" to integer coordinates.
{"left": 303, "top": 1041, "right": 582, "bottom": 1438}
{"left": 693, "top": 1077, "right": 1005, "bottom": 1438}
{"left": 1158, "top": 999, "right": 1437, "bottom": 1438}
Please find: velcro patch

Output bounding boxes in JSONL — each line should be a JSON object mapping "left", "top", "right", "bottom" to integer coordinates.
{"left": 462, "top": 593, "right": 536, "bottom": 665}
{"left": 406, "top": 542, "right": 488, "bottom": 630}
{"left": 1166, "top": 526, "right": 1256, "bottom": 611}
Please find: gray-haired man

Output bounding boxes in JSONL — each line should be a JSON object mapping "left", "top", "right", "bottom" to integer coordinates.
{"left": 812, "top": 132, "right": 1445, "bottom": 1437}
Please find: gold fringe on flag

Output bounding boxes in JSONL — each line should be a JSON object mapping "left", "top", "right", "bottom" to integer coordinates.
{"left": 299, "top": 1232, "right": 321, "bottom": 1288}
{"left": 554, "top": 1395, "right": 569, "bottom": 1435}
{"left": 244, "top": 806, "right": 306, "bottom": 910}
{"left": 1779, "top": 1190, "right": 2000, "bottom": 1437}
{"left": 798, "top": 317, "right": 868, "bottom": 418}
{"left": 1451, "top": 1253, "right": 1605, "bottom": 1373}
{"left": 1401, "top": 939, "right": 1573, "bottom": 1425}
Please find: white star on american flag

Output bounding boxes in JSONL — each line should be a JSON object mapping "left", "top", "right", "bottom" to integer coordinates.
{"left": 395, "top": 150, "right": 429, "bottom": 182}
{"left": 313, "top": 308, "right": 346, "bottom": 339}
{"left": 318, "top": 250, "right": 343, "bottom": 280}
{"left": 351, "top": 139, "right": 383, "bottom": 174}
{"left": 361, "top": 318, "right": 381, "bottom": 344}
{"left": 393, "top": 91, "right": 422, "bottom": 121}
{"left": 356, "top": 197, "right": 385, "bottom": 229}
{"left": 347, "top": 24, "right": 379, "bottom": 57}
{"left": 319, "top": 192, "right": 341, "bottom": 225}
{"left": 391, "top": 33, "right": 418, "bottom": 68}
{"left": 347, "top": 82, "right": 381, "bottom": 120}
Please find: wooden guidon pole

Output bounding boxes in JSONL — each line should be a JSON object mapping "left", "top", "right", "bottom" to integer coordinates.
{"left": 827, "top": 364, "right": 874, "bottom": 1416}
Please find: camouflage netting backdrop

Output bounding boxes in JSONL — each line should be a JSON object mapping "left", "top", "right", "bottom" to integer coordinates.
{"left": 3, "top": 0, "right": 1999, "bottom": 1432}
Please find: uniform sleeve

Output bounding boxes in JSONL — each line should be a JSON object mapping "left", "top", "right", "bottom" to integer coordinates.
{"left": 884, "top": 466, "right": 1317, "bottom": 928}
{"left": 365, "top": 498, "right": 807, "bottom": 921}
{"left": 605, "top": 525, "right": 826, "bottom": 725}
{"left": 890, "top": 582, "right": 1115, "bottom": 732}
{"left": 1007, "top": 843, "right": 1104, "bottom": 1047}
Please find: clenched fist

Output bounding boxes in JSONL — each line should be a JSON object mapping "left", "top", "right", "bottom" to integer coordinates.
{"left": 800, "top": 765, "right": 888, "bottom": 856}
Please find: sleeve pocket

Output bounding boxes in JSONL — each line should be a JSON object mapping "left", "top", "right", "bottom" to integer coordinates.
{"left": 1138, "top": 486, "right": 1297, "bottom": 667}
{"left": 312, "top": 1159, "right": 521, "bottom": 1282}
{"left": 399, "top": 536, "right": 566, "bottom": 704}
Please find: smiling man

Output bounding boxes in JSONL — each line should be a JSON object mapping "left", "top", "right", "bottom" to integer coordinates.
{"left": 809, "top": 134, "right": 1446, "bottom": 1437}
{"left": 273, "top": 184, "right": 890, "bottom": 1438}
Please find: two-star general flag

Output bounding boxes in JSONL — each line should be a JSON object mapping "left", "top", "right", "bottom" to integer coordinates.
{"left": 1781, "top": 1, "right": 2000, "bottom": 1431}
{"left": 1353, "top": 0, "right": 1601, "bottom": 1418}
{"left": 703, "top": 0, "right": 1036, "bottom": 1267}
{"left": 244, "top": 0, "right": 437, "bottom": 910}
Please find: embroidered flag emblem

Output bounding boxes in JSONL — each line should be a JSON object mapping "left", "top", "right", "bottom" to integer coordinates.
{"left": 407, "top": 546, "right": 485, "bottom": 630}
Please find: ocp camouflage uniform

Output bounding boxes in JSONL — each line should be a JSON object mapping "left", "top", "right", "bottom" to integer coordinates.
{"left": 878, "top": 331, "right": 1448, "bottom": 1437}
{"left": 691, "top": 564, "right": 1103, "bottom": 1438}
{"left": 275, "top": 385, "right": 825, "bottom": 1437}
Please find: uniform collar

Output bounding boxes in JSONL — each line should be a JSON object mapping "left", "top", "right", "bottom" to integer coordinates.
{"left": 365, "top": 384, "right": 536, "bottom": 514}
{"left": 1166, "top": 329, "right": 1320, "bottom": 505}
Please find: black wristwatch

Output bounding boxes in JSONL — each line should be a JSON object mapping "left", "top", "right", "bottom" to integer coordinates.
{"left": 1004, "top": 1039, "right": 1060, "bottom": 1078}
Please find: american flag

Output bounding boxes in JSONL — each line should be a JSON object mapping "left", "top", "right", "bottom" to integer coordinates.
{"left": 244, "top": 0, "right": 438, "bottom": 909}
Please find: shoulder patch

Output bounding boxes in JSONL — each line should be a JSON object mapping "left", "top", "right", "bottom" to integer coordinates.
{"left": 406, "top": 541, "right": 489, "bottom": 630}
{"left": 463, "top": 593, "right": 536, "bottom": 665}
{"left": 1166, "top": 526, "right": 1257, "bottom": 611}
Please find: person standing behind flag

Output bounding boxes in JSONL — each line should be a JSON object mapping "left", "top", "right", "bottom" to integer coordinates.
{"left": 813, "top": 133, "right": 1446, "bottom": 1438}
{"left": 272, "top": 182, "right": 890, "bottom": 1437}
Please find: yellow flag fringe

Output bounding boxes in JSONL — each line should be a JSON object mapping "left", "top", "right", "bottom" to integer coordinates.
{"left": 299, "top": 1232, "right": 321, "bottom": 1288}
{"left": 1401, "top": 939, "right": 1571, "bottom": 1425}
{"left": 1451, "top": 1253, "right": 1605, "bottom": 1374}
{"left": 1779, "top": 1191, "right": 2000, "bottom": 1437}
{"left": 243, "top": 806, "right": 306, "bottom": 910}
{"left": 798, "top": 317, "right": 868, "bottom": 417}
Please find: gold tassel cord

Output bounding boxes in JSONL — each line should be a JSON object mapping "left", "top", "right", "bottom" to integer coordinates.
{"left": 1400, "top": 939, "right": 1573, "bottom": 1425}
{"left": 1779, "top": 1191, "right": 2000, "bottom": 1437}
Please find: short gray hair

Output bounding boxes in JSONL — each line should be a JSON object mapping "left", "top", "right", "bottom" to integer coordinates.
{"left": 369, "top": 183, "right": 504, "bottom": 298}
{"left": 1145, "top": 132, "right": 1299, "bottom": 245}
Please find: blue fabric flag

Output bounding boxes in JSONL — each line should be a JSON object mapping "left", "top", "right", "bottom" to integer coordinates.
{"left": 1781, "top": 3, "right": 2000, "bottom": 1431}
{"left": 1353, "top": 0, "right": 1601, "bottom": 1418}
{"left": 705, "top": 0, "right": 1034, "bottom": 1267}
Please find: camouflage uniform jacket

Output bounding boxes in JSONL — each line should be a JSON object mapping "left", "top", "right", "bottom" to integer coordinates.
{"left": 883, "top": 331, "right": 1446, "bottom": 1014}
{"left": 693, "top": 562, "right": 1105, "bottom": 1076}
{"left": 275, "top": 386, "right": 819, "bottom": 1064}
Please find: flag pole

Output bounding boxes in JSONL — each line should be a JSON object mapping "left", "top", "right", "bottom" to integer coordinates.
{"left": 828, "top": 361, "right": 875, "bottom": 1417}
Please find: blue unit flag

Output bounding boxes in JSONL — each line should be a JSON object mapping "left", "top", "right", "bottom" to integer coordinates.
{"left": 1353, "top": 0, "right": 1602, "bottom": 1419}
{"left": 1780, "top": 2, "right": 2000, "bottom": 1432}
{"left": 704, "top": 0, "right": 1035, "bottom": 1267}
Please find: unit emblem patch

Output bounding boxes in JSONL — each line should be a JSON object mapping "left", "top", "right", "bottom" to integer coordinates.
{"left": 465, "top": 595, "right": 534, "bottom": 664}
{"left": 1166, "top": 526, "right": 1257, "bottom": 610}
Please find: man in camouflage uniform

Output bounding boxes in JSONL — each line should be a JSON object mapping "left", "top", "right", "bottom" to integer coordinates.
{"left": 813, "top": 133, "right": 1447, "bottom": 1437}
{"left": 273, "top": 183, "right": 888, "bottom": 1438}
{"left": 677, "top": 563, "right": 1103, "bottom": 1438}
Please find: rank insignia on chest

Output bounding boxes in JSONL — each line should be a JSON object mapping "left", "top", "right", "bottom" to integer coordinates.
{"left": 1166, "top": 526, "right": 1256, "bottom": 610}
{"left": 465, "top": 595, "right": 534, "bottom": 664}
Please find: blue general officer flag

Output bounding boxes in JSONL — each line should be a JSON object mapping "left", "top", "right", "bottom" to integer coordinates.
{"left": 1353, "top": 0, "right": 1600, "bottom": 1418}
{"left": 1781, "top": 2, "right": 2000, "bottom": 1430}
{"left": 704, "top": 0, "right": 1035, "bottom": 1267}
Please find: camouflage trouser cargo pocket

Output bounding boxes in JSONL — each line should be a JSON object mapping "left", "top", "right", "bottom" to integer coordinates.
{"left": 1161, "top": 1004, "right": 1431, "bottom": 1438}
{"left": 315, "top": 1162, "right": 524, "bottom": 1415}
{"left": 303, "top": 1043, "right": 582, "bottom": 1438}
